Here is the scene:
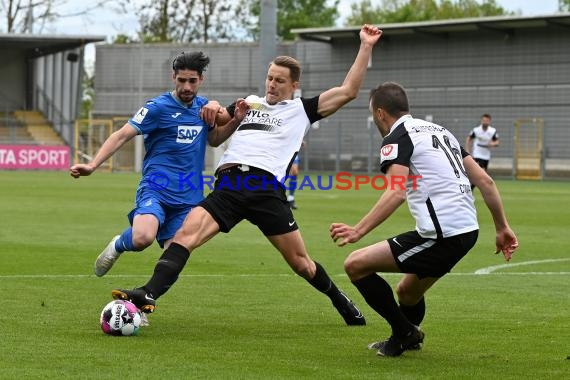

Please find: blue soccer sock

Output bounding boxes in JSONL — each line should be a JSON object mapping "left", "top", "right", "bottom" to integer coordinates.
{"left": 114, "top": 227, "right": 138, "bottom": 253}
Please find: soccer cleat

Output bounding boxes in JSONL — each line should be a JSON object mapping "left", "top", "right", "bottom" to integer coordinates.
{"left": 367, "top": 340, "right": 422, "bottom": 351}
{"left": 139, "top": 312, "right": 150, "bottom": 327}
{"left": 112, "top": 288, "right": 156, "bottom": 314}
{"left": 333, "top": 291, "right": 366, "bottom": 326}
{"left": 94, "top": 235, "right": 121, "bottom": 277}
{"left": 373, "top": 326, "right": 425, "bottom": 357}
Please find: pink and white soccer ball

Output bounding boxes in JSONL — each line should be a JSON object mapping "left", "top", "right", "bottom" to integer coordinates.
{"left": 100, "top": 300, "right": 142, "bottom": 336}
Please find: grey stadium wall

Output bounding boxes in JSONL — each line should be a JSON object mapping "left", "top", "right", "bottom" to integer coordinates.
{"left": 92, "top": 15, "right": 570, "bottom": 177}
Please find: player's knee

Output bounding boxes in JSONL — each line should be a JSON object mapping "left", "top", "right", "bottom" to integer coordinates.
{"left": 131, "top": 232, "right": 154, "bottom": 250}
{"left": 343, "top": 253, "right": 363, "bottom": 281}
{"left": 173, "top": 231, "right": 200, "bottom": 251}
{"left": 289, "top": 258, "right": 313, "bottom": 279}
{"left": 396, "top": 282, "right": 422, "bottom": 304}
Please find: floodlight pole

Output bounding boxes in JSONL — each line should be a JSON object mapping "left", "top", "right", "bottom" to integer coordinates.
{"left": 259, "top": 0, "right": 277, "bottom": 95}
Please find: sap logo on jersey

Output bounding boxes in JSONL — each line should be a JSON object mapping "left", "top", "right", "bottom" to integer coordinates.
{"left": 177, "top": 126, "right": 203, "bottom": 143}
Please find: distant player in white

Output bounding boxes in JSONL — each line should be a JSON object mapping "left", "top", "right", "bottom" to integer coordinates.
{"left": 330, "top": 82, "right": 518, "bottom": 357}
{"left": 466, "top": 113, "right": 499, "bottom": 172}
{"left": 112, "top": 25, "right": 382, "bottom": 326}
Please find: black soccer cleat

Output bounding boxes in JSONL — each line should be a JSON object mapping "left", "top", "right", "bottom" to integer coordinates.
{"left": 112, "top": 288, "right": 156, "bottom": 314}
{"left": 333, "top": 291, "right": 366, "bottom": 326}
{"left": 372, "top": 325, "right": 425, "bottom": 357}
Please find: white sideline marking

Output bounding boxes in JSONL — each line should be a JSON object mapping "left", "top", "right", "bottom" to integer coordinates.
{"left": 474, "top": 258, "right": 570, "bottom": 275}
{"left": 0, "top": 271, "right": 569, "bottom": 279}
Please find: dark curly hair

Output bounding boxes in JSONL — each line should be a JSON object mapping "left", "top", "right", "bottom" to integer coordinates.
{"left": 172, "top": 51, "right": 210, "bottom": 75}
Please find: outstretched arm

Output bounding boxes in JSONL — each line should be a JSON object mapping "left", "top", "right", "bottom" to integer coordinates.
{"left": 208, "top": 99, "right": 249, "bottom": 147}
{"left": 317, "top": 24, "right": 382, "bottom": 118}
{"left": 70, "top": 123, "right": 137, "bottom": 178}
{"left": 464, "top": 155, "right": 518, "bottom": 261}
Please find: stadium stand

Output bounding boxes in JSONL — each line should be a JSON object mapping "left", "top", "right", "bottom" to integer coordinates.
{"left": 0, "top": 111, "right": 64, "bottom": 145}
{"left": 13, "top": 110, "right": 65, "bottom": 145}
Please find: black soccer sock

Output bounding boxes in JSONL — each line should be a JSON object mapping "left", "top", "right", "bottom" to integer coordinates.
{"left": 399, "top": 296, "right": 426, "bottom": 326}
{"left": 352, "top": 273, "right": 414, "bottom": 337}
{"left": 142, "top": 242, "right": 190, "bottom": 299}
{"left": 307, "top": 261, "right": 345, "bottom": 304}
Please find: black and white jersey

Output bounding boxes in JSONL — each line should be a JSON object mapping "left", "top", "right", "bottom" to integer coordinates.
{"left": 217, "top": 95, "right": 322, "bottom": 179}
{"left": 380, "top": 115, "right": 478, "bottom": 239}
{"left": 469, "top": 125, "right": 498, "bottom": 160}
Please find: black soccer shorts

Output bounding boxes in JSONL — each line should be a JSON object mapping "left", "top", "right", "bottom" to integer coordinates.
{"left": 199, "top": 165, "right": 298, "bottom": 236}
{"left": 387, "top": 229, "right": 479, "bottom": 278}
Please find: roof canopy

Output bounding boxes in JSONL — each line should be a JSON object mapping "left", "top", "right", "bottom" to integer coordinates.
{"left": 0, "top": 33, "right": 105, "bottom": 57}
{"left": 292, "top": 13, "right": 570, "bottom": 42}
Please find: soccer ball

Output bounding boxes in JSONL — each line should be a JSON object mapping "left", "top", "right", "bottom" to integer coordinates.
{"left": 100, "top": 299, "right": 142, "bottom": 336}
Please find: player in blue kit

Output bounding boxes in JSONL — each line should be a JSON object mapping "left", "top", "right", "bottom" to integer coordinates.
{"left": 70, "top": 51, "right": 237, "bottom": 277}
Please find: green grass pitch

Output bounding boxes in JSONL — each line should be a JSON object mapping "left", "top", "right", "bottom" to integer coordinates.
{"left": 0, "top": 171, "right": 568, "bottom": 379}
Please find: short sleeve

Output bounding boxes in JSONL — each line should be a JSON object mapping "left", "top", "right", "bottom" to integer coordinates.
{"left": 129, "top": 101, "right": 159, "bottom": 134}
{"left": 300, "top": 96, "right": 323, "bottom": 125}
{"left": 379, "top": 125, "right": 413, "bottom": 174}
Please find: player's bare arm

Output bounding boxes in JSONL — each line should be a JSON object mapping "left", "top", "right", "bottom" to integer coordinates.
{"left": 330, "top": 164, "right": 408, "bottom": 247}
{"left": 489, "top": 138, "right": 500, "bottom": 148}
{"left": 465, "top": 135, "right": 473, "bottom": 154}
{"left": 463, "top": 155, "right": 518, "bottom": 261}
{"left": 207, "top": 99, "right": 249, "bottom": 147}
{"left": 70, "top": 123, "right": 137, "bottom": 178}
{"left": 317, "top": 24, "right": 382, "bottom": 118}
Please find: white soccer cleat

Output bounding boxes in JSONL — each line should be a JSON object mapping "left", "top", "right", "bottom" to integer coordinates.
{"left": 139, "top": 312, "right": 150, "bottom": 327}
{"left": 94, "top": 235, "right": 121, "bottom": 277}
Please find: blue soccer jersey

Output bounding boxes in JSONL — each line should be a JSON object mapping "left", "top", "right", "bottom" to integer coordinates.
{"left": 128, "top": 92, "right": 212, "bottom": 207}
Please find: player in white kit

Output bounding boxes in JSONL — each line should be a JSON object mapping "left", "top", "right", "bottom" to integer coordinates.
{"left": 330, "top": 82, "right": 518, "bottom": 356}
{"left": 112, "top": 25, "right": 382, "bottom": 326}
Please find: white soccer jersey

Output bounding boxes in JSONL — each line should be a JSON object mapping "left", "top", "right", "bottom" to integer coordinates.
{"left": 380, "top": 115, "right": 479, "bottom": 239}
{"left": 469, "top": 125, "right": 498, "bottom": 160}
{"left": 217, "top": 95, "right": 321, "bottom": 179}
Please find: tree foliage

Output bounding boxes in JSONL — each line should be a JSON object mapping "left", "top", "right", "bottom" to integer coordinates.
{"left": 560, "top": 0, "right": 570, "bottom": 12}
{"left": 115, "top": 0, "right": 249, "bottom": 43}
{"left": 345, "top": 0, "right": 512, "bottom": 26}
{"left": 0, "top": 0, "right": 109, "bottom": 33}
{"left": 247, "top": 0, "right": 339, "bottom": 41}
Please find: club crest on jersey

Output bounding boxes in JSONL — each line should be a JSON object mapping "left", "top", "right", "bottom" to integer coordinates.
{"left": 133, "top": 107, "right": 149, "bottom": 124}
{"left": 177, "top": 126, "right": 203, "bottom": 144}
{"left": 248, "top": 102, "right": 265, "bottom": 111}
{"left": 380, "top": 144, "right": 398, "bottom": 163}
